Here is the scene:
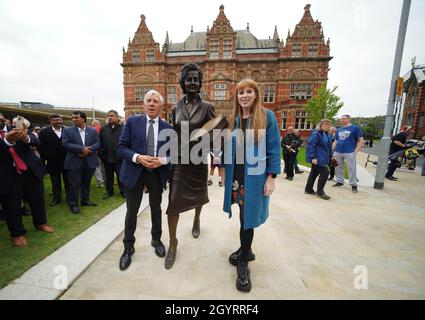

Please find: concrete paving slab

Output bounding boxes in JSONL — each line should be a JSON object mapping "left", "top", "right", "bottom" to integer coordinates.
{"left": 0, "top": 196, "right": 149, "bottom": 300}
{"left": 59, "top": 153, "right": 425, "bottom": 299}
{"left": 2, "top": 151, "right": 425, "bottom": 300}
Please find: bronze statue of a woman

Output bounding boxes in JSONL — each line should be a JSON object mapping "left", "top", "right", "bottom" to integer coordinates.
{"left": 165, "top": 63, "right": 216, "bottom": 269}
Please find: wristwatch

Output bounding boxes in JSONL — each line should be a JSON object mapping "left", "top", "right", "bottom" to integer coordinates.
{"left": 267, "top": 173, "right": 277, "bottom": 179}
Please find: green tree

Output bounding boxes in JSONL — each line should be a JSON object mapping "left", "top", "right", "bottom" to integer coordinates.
{"left": 304, "top": 82, "right": 344, "bottom": 126}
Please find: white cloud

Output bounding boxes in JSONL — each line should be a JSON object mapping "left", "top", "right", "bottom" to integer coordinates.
{"left": 0, "top": 0, "right": 424, "bottom": 117}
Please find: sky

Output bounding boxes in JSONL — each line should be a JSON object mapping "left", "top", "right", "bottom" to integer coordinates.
{"left": 0, "top": 0, "right": 424, "bottom": 117}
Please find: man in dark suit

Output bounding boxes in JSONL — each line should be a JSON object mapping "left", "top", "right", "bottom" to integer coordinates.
{"left": 99, "top": 110, "right": 125, "bottom": 199}
{"left": 62, "top": 111, "right": 101, "bottom": 214}
{"left": 39, "top": 114, "right": 69, "bottom": 207}
{"left": 117, "top": 90, "right": 172, "bottom": 270}
{"left": 0, "top": 116, "right": 54, "bottom": 247}
{"left": 0, "top": 112, "right": 9, "bottom": 220}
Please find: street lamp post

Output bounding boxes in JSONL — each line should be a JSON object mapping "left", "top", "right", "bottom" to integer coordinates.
{"left": 374, "top": 0, "right": 412, "bottom": 190}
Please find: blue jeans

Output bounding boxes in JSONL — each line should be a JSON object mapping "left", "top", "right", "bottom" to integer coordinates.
{"left": 422, "top": 158, "right": 425, "bottom": 175}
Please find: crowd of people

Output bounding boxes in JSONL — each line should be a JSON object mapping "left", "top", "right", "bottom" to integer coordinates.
{"left": 0, "top": 110, "right": 125, "bottom": 245}
{"left": 2, "top": 63, "right": 424, "bottom": 294}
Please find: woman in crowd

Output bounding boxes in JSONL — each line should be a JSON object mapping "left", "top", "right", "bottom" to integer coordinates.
{"left": 305, "top": 119, "right": 333, "bottom": 200}
{"left": 223, "top": 78, "right": 281, "bottom": 292}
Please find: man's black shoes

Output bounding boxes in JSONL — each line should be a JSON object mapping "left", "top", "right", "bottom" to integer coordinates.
{"left": 119, "top": 247, "right": 135, "bottom": 271}
{"left": 81, "top": 201, "right": 97, "bottom": 207}
{"left": 151, "top": 239, "right": 166, "bottom": 258}
{"left": 70, "top": 206, "right": 81, "bottom": 214}
{"left": 317, "top": 193, "right": 331, "bottom": 200}
{"left": 102, "top": 194, "right": 113, "bottom": 200}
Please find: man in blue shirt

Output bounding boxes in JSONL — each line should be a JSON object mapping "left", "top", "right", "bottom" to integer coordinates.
{"left": 332, "top": 115, "right": 364, "bottom": 193}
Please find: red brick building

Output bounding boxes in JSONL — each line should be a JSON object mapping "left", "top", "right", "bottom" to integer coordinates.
{"left": 121, "top": 4, "right": 332, "bottom": 138}
{"left": 401, "top": 64, "right": 425, "bottom": 139}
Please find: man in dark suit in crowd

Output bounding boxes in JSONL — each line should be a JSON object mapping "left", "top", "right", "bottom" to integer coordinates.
{"left": 99, "top": 110, "right": 125, "bottom": 199}
{"left": 39, "top": 114, "right": 69, "bottom": 207}
{"left": 0, "top": 112, "right": 10, "bottom": 221}
{"left": 62, "top": 111, "right": 101, "bottom": 214}
{"left": 117, "top": 90, "right": 172, "bottom": 271}
{"left": 0, "top": 116, "right": 54, "bottom": 247}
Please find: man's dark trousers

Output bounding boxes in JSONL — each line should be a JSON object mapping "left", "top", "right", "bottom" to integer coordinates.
{"left": 385, "top": 159, "right": 399, "bottom": 178}
{"left": 283, "top": 153, "right": 295, "bottom": 178}
{"left": 104, "top": 162, "right": 125, "bottom": 196}
{"left": 50, "top": 170, "right": 69, "bottom": 202}
{"left": 67, "top": 159, "right": 95, "bottom": 207}
{"left": 123, "top": 169, "right": 163, "bottom": 250}
{"left": 0, "top": 171, "right": 47, "bottom": 237}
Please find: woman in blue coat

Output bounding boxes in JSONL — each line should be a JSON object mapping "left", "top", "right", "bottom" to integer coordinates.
{"left": 223, "top": 79, "right": 281, "bottom": 292}
{"left": 305, "top": 119, "right": 333, "bottom": 200}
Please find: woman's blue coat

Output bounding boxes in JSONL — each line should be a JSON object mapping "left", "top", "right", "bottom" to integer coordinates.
{"left": 223, "top": 109, "right": 281, "bottom": 229}
{"left": 306, "top": 129, "right": 333, "bottom": 167}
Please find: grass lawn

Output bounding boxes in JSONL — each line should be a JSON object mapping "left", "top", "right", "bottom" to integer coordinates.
{"left": 0, "top": 176, "right": 125, "bottom": 289}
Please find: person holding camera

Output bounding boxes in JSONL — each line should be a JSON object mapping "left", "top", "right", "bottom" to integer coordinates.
{"left": 305, "top": 119, "right": 334, "bottom": 200}
{"left": 0, "top": 116, "right": 54, "bottom": 247}
{"left": 281, "top": 126, "right": 303, "bottom": 181}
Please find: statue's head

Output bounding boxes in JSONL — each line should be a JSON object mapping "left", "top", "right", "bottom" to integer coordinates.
{"left": 179, "top": 63, "right": 203, "bottom": 94}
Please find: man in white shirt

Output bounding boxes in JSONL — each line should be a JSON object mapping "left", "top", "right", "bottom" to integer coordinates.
{"left": 62, "top": 112, "right": 101, "bottom": 214}
{"left": 117, "top": 90, "right": 172, "bottom": 270}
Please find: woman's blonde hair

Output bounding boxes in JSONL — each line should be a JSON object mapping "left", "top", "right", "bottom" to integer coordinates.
{"left": 229, "top": 78, "right": 266, "bottom": 144}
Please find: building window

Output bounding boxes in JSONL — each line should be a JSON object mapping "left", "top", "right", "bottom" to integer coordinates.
{"left": 406, "top": 113, "right": 414, "bottom": 127}
{"left": 418, "top": 113, "right": 424, "bottom": 129}
{"left": 131, "top": 112, "right": 143, "bottom": 116}
{"left": 132, "top": 52, "right": 141, "bottom": 63}
{"left": 308, "top": 44, "right": 318, "bottom": 57}
{"left": 214, "top": 83, "right": 227, "bottom": 100}
{"left": 167, "top": 112, "right": 173, "bottom": 124}
{"left": 281, "top": 112, "right": 287, "bottom": 130}
{"left": 290, "top": 83, "right": 313, "bottom": 100}
{"left": 167, "top": 86, "right": 177, "bottom": 104}
{"left": 146, "top": 50, "right": 155, "bottom": 62}
{"left": 295, "top": 111, "right": 313, "bottom": 130}
{"left": 223, "top": 39, "right": 233, "bottom": 59}
{"left": 210, "top": 40, "right": 219, "bottom": 60}
{"left": 291, "top": 44, "right": 302, "bottom": 57}
{"left": 263, "top": 84, "right": 275, "bottom": 103}
{"left": 135, "top": 86, "right": 153, "bottom": 102}
{"left": 409, "top": 90, "right": 417, "bottom": 107}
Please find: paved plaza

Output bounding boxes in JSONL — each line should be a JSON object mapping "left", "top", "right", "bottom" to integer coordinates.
{"left": 58, "top": 152, "right": 425, "bottom": 300}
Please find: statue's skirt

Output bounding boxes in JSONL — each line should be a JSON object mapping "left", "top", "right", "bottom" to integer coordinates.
{"left": 166, "top": 163, "right": 209, "bottom": 215}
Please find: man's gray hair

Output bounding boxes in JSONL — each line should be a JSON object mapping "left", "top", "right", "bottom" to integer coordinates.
{"left": 144, "top": 90, "right": 164, "bottom": 105}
